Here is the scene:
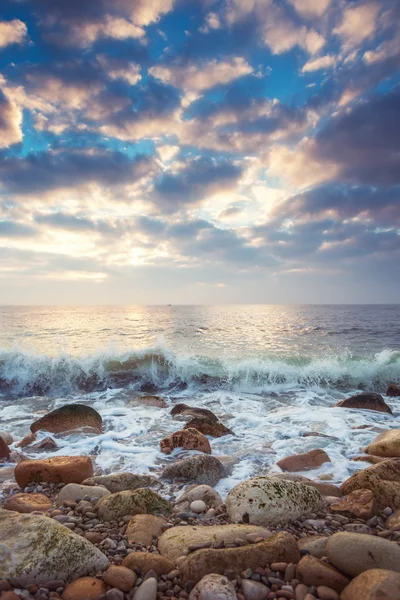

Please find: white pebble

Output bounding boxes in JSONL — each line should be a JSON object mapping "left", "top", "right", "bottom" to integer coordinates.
{"left": 190, "top": 500, "right": 207, "bottom": 514}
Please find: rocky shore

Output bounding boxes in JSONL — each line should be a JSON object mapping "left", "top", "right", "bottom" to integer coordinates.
{"left": 1, "top": 388, "right": 400, "bottom": 600}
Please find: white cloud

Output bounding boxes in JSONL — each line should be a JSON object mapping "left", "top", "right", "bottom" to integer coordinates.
{"left": 157, "top": 145, "right": 180, "bottom": 163}
{"left": 334, "top": 2, "right": 380, "bottom": 46}
{"left": 363, "top": 29, "right": 400, "bottom": 64}
{"left": 288, "top": 0, "right": 332, "bottom": 18}
{"left": 149, "top": 56, "right": 253, "bottom": 91}
{"left": 0, "top": 87, "right": 23, "bottom": 148}
{"left": 0, "top": 19, "right": 27, "bottom": 49}
{"left": 200, "top": 12, "right": 222, "bottom": 33}
{"left": 98, "top": 55, "right": 141, "bottom": 86}
{"left": 302, "top": 54, "right": 335, "bottom": 73}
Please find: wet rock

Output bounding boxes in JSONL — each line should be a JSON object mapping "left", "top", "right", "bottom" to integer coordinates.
{"left": 351, "top": 455, "right": 387, "bottom": 464}
{"left": 269, "top": 473, "right": 342, "bottom": 497}
{"left": 189, "top": 574, "right": 237, "bottom": 600}
{"left": 277, "top": 449, "right": 331, "bottom": 472}
{"left": 179, "top": 531, "right": 299, "bottom": 585}
{"left": 302, "top": 432, "right": 339, "bottom": 441}
{"left": 161, "top": 455, "right": 226, "bottom": 486}
{"left": 329, "top": 488, "right": 376, "bottom": 519}
{"left": 170, "top": 404, "right": 218, "bottom": 421}
{"left": 103, "top": 565, "right": 137, "bottom": 591}
{"left": 297, "top": 536, "right": 328, "bottom": 559}
{"left": 340, "top": 568, "right": 400, "bottom": 600}
{"left": 82, "top": 472, "right": 158, "bottom": 493}
{"left": 3, "top": 492, "right": 52, "bottom": 513}
{"left": 0, "top": 437, "right": 10, "bottom": 460}
{"left": 0, "top": 509, "right": 108, "bottom": 585}
{"left": 130, "top": 395, "right": 167, "bottom": 408}
{"left": 96, "top": 488, "right": 172, "bottom": 521}
{"left": 122, "top": 551, "right": 174, "bottom": 575}
{"left": 184, "top": 417, "right": 233, "bottom": 438}
{"left": 133, "top": 577, "right": 157, "bottom": 600}
{"left": 0, "top": 431, "right": 13, "bottom": 445}
{"left": 387, "top": 384, "right": 400, "bottom": 397}
{"left": 31, "top": 404, "right": 102, "bottom": 435}
{"left": 334, "top": 392, "right": 392, "bottom": 414}
{"left": 341, "top": 458, "right": 400, "bottom": 509}
{"left": 241, "top": 579, "right": 269, "bottom": 600}
{"left": 160, "top": 427, "right": 211, "bottom": 455}
{"left": 17, "top": 433, "right": 37, "bottom": 448}
{"left": 62, "top": 577, "right": 106, "bottom": 600}
{"left": 29, "top": 437, "right": 58, "bottom": 452}
{"left": 15, "top": 455, "right": 93, "bottom": 487}
{"left": 296, "top": 556, "right": 350, "bottom": 593}
{"left": 226, "top": 476, "right": 323, "bottom": 526}
{"left": 366, "top": 429, "right": 400, "bottom": 458}
{"left": 126, "top": 514, "right": 167, "bottom": 547}
{"left": 326, "top": 532, "right": 400, "bottom": 577}
{"left": 56, "top": 483, "right": 110, "bottom": 506}
{"left": 158, "top": 524, "right": 272, "bottom": 562}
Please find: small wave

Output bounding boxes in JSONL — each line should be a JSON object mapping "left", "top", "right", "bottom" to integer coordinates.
{"left": 0, "top": 345, "right": 399, "bottom": 398}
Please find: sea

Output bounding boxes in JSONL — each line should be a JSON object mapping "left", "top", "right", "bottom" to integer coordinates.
{"left": 0, "top": 304, "right": 399, "bottom": 497}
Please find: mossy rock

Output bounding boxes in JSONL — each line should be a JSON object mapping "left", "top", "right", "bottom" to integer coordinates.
{"left": 96, "top": 488, "right": 172, "bottom": 521}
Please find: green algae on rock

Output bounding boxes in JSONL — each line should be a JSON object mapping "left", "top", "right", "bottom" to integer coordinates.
{"left": 82, "top": 472, "right": 158, "bottom": 493}
{"left": 96, "top": 488, "right": 172, "bottom": 521}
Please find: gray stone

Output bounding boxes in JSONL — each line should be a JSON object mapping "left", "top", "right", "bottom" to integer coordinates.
{"left": 189, "top": 574, "right": 237, "bottom": 600}
{"left": 96, "top": 488, "right": 172, "bottom": 521}
{"left": 241, "top": 579, "right": 269, "bottom": 600}
{"left": 56, "top": 483, "right": 110, "bottom": 506}
{"left": 82, "top": 472, "right": 158, "bottom": 493}
{"left": 162, "top": 455, "right": 227, "bottom": 486}
{"left": 0, "top": 431, "right": 13, "bottom": 445}
{"left": 133, "top": 577, "right": 157, "bottom": 600}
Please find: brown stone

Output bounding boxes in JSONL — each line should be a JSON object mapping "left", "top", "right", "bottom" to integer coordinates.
{"left": 132, "top": 395, "right": 167, "bottom": 408}
{"left": 334, "top": 392, "right": 392, "bottom": 414}
{"left": 103, "top": 565, "right": 137, "bottom": 591}
{"left": 296, "top": 555, "right": 350, "bottom": 593}
{"left": 122, "top": 552, "right": 174, "bottom": 576}
{"left": 329, "top": 488, "right": 376, "bottom": 519}
{"left": 3, "top": 493, "right": 53, "bottom": 513}
{"left": 1, "top": 593, "right": 20, "bottom": 600}
{"left": 351, "top": 455, "right": 388, "bottom": 464}
{"left": 31, "top": 404, "right": 102, "bottom": 435}
{"left": 269, "top": 473, "right": 342, "bottom": 497}
{"left": 160, "top": 428, "right": 211, "bottom": 455}
{"left": 387, "top": 509, "right": 400, "bottom": 529}
{"left": 341, "top": 458, "right": 400, "bottom": 510}
{"left": 15, "top": 456, "right": 94, "bottom": 487}
{"left": 387, "top": 384, "right": 400, "bottom": 397}
{"left": 62, "top": 577, "right": 106, "bottom": 600}
{"left": 365, "top": 429, "right": 400, "bottom": 458}
{"left": 30, "top": 437, "right": 57, "bottom": 452}
{"left": 17, "top": 433, "right": 37, "bottom": 448}
{"left": 341, "top": 569, "right": 400, "bottom": 600}
{"left": 183, "top": 417, "right": 233, "bottom": 438}
{"left": 298, "top": 536, "right": 329, "bottom": 559}
{"left": 277, "top": 449, "right": 331, "bottom": 472}
{"left": 126, "top": 514, "right": 167, "bottom": 547}
{"left": 178, "top": 531, "right": 300, "bottom": 585}
{"left": 0, "top": 437, "right": 10, "bottom": 460}
{"left": 170, "top": 404, "right": 218, "bottom": 421}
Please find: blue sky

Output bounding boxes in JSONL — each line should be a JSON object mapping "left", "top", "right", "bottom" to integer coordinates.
{"left": 0, "top": 0, "right": 399, "bottom": 304}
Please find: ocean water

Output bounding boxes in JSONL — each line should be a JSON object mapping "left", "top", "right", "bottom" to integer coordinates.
{"left": 0, "top": 304, "right": 399, "bottom": 497}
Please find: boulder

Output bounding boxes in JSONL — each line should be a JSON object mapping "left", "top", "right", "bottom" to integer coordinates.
{"left": 170, "top": 404, "right": 218, "bottom": 421}
{"left": 183, "top": 417, "right": 233, "bottom": 438}
{"left": 0, "top": 431, "right": 13, "bottom": 445}
{"left": 0, "top": 437, "right": 10, "bottom": 460}
{"left": 189, "top": 574, "right": 237, "bottom": 600}
{"left": 326, "top": 532, "right": 400, "bottom": 577}
{"left": 296, "top": 555, "right": 350, "bottom": 593}
{"left": 269, "top": 473, "right": 342, "bottom": 497}
{"left": 329, "top": 488, "right": 376, "bottom": 519}
{"left": 62, "top": 577, "right": 106, "bottom": 600}
{"left": 31, "top": 404, "right": 102, "bottom": 435}
{"left": 297, "top": 536, "right": 328, "bottom": 559}
{"left": 0, "top": 509, "right": 108, "bottom": 585}
{"left": 122, "top": 551, "right": 174, "bottom": 575}
{"left": 96, "top": 488, "right": 172, "bottom": 521}
{"left": 341, "top": 458, "right": 400, "bottom": 510}
{"left": 14, "top": 456, "right": 94, "bottom": 487}
{"left": 158, "top": 524, "right": 272, "bottom": 562}
{"left": 3, "top": 493, "right": 52, "bottom": 513}
{"left": 226, "top": 476, "right": 323, "bottom": 526}
{"left": 160, "top": 428, "right": 211, "bottom": 455}
{"left": 277, "top": 449, "right": 331, "bottom": 472}
{"left": 178, "top": 531, "right": 300, "bottom": 585}
{"left": 126, "top": 514, "right": 167, "bottom": 547}
{"left": 161, "top": 455, "right": 226, "bottom": 486}
{"left": 341, "top": 569, "right": 400, "bottom": 600}
{"left": 82, "top": 472, "right": 158, "bottom": 493}
{"left": 131, "top": 395, "right": 167, "bottom": 408}
{"left": 366, "top": 429, "right": 400, "bottom": 458}
{"left": 387, "top": 384, "right": 400, "bottom": 397}
{"left": 175, "top": 484, "right": 223, "bottom": 512}
{"left": 334, "top": 392, "right": 392, "bottom": 414}
{"left": 56, "top": 483, "right": 110, "bottom": 506}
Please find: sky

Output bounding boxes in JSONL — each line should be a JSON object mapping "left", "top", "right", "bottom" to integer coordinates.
{"left": 0, "top": 0, "right": 399, "bottom": 305}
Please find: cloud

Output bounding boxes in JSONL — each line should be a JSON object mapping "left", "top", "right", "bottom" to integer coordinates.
{"left": 0, "top": 19, "right": 27, "bottom": 49}
{"left": 0, "top": 88, "right": 23, "bottom": 148}
{"left": 200, "top": 12, "right": 222, "bottom": 33}
{"left": 0, "top": 220, "right": 36, "bottom": 238}
{"left": 363, "top": 29, "right": 400, "bottom": 64}
{"left": 333, "top": 2, "right": 380, "bottom": 46}
{"left": 97, "top": 55, "right": 141, "bottom": 86}
{"left": 287, "top": 0, "right": 332, "bottom": 18}
{"left": 302, "top": 54, "right": 335, "bottom": 72}
{"left": 218, "top": 205, "right": 244, "bottom": 220}
{"left": 150, "top": 56, "right": 253, "bottom": 92}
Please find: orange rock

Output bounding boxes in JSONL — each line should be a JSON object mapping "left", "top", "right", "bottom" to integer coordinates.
{"left": 15, "top": 455, "right": 94, "bottom": 487}
{"left": 62, "top": 577, "right": 106, "bottom": 600}
{"left": 126, "top": 514, "right": 167, "bottom": 547}
{"left": 351, "top": 456, "right": 388, "bottom": 464}
{"left": 334, "top": 392, "right": 392, "bottom": 414}
{"left": 170, "top": 404, "right": 218, "bottom": 421}
{"left": 160, "top": 428, "right": 211, "bottom": 455}
{"left": 183, "top": 417, "right": 233, "bottom": 438}
{"left": 277, "top": 449, "right": 331, "bottom": 472}
{"left": 17, "top": 433, "right": 37, "bottom": 448}
{"left": 134, "top": 395, "right": 167, "bottom": 408}
{"left": 0, "top": 437, "right": 10, "bottom": 460}
{"left": 3, "top": 492, "right": 53, "bottom": 513}
{"left": 387, "top": 384, "right": 400, "bottom": 397}
{"left": 31, "top": 404, "right": 102, "bottom": 435}
{"left": 122, "top": 552, "right": 174, "bottom": 576}
{"left": 103, "top": 565, "right": 137, "bottom": 591}
{"left": 329, "top": 488, "right": 376, "bottom": 519}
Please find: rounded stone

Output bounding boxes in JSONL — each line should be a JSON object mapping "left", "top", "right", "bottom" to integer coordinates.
{"left": 189, "top": 574, "right": 237, "bottom": 600}
{"left": 0, "top": 431, "right": 13, "bottom": 445}
{"left": 56, "top": 483, "right": 110, "bottom": 507}
{"left": 122, "top": 552, "right": 175, "bottom": 576}
{"left": 190, "top": 500, "right": 207, "bottom": 513}
{"left": 62, "top": 577, "right": 106, "bottom": 600}
{"left": 14, "top": 456, "right": 94, "bottom": 487}
{"left": 241, "top": 579, "right": 269, "bottom": 600}
{"left": 31, "top": 404, "right": 102, "bottom": 435}
{"left": 341, "top": 569, "right": 400, "bottom": 600}
{"left": 103, "top": 565, "right": 137, "bottom": 592}
{"left": 3, "top": 493, "right": 53, "bottom": 513}
{"left": 133, "top": 577, "right": 157, "bottom": 600}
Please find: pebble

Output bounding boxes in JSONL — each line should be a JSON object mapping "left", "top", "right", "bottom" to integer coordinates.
{"left": 316, "top": 586, "right": 340, "bottom": 600}
{"left": 134, "top": 577, "right": 157, "bottom": 600}
{"left": 190, "top": 500, "right": 207, "bottom": 514}
{"left": 241, "top": 579, "right": 269, "bottom": 600}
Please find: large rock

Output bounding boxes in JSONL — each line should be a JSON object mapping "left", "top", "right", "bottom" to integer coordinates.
{"left": 326, "top": 532, "right": 400, "bottom": 577}
{"left": 15, "top": 456, "right": 93, "bottom": 487}
{"left": 161, "top": 455, "right": 226, "bottom": 486}
{"left": 3, "top": 493, "right": 52, "bottom": 513}
{"left": 31, "top": 404, "right": 102, "bottom": 435}
{"left": 96, "top": 488, "right": 172, "bottom": 521}
{"left": 122, "top": 551, "right": 174, "bottom": 575}
{"left": 366, "top": 429, "right": 400, "bottom": 458}
{"left": 334, "top": 392, "right": 392, "bottom": 414}
{"left": 158, "top": 524, "right": 272, "bottom": 562}
{"left": 341, "top": 458, "right": 400, "bottom": 510}
{"left": 269, "top": 473, "right": 342, "bottom": 497}
{"left": 126, "top": 514, "right": 167, "bottom": 547}
{"left": 0, "top": 437, "right": 10, "bottom": 460}
{"left": 277, "top": 449, "right": 331, "bottom": 472}
{"left": 329, "top": 488, "right": 376, "bottom": 519}
{"left": 184, "top": 417, "right": 233, "bottom": 438}
{"left": 387, "top": 384, "right": 400, "bottom": 397}
{"left": 341, "top": 569, "right": 400, "bottom": 600}
{"left": 56, "top": 483, "right": 110, "bottom": 506}
{"left": 62, "top": 577, "right": 106, "bottom": 600}
{"left": 160, "top": 428, "right": 211, "bottom": 455}
{"left": 297, "top": 536, "right": 328, "bottom": 559}
{"left": 189, "top": 574, "right": 236, "bottom": 600}
{"left": 175, "top": 484, "right": 223, "bottom": 512}
{"left": 0, "top": 431, "right": 13, "bottom": 445}
{"left": 296, "top": 555, "right": 350, "bottom": 593}
{"left": 178, "top": 531, "right": 299, "bottom": 585}
{"left": 0, "top": 509, "right": 108, "bottom": 585}
{"left": 170, "top": 404, "right": 218, "bottom": 421}
{"left": 226, "top": 476, "right": 323, "bottom": 526}
{"left": 82, "top": 472, "right": 158, "bottom": 493}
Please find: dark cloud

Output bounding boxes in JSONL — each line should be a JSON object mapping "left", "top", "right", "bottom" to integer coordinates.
{"left": 0, "top": 220, "right": 36, "bottom": 237}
